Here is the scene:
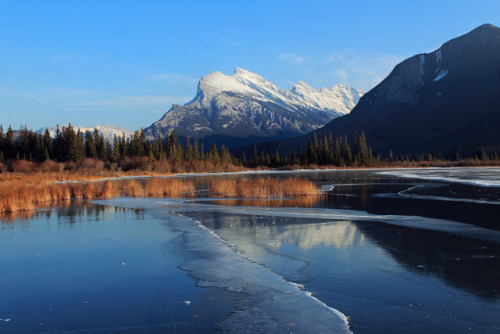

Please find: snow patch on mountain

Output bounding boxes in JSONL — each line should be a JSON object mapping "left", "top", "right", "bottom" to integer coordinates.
{"left": 433, "top": 69, "right": 449, "bottom": 82}
{"left": 419, "top": 55, "right": 425, "bottom": 76}
{"left": 436, "top": 49, "right": 442, "bottom": 63}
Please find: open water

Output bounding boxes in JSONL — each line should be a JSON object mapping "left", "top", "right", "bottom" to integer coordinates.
{"left": 1, "top": 167, "right": 500, "bottom": 333}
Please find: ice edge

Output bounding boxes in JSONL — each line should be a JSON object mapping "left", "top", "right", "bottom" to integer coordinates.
{"left": 186, "top": 214, "right": 351, "bottom": 328}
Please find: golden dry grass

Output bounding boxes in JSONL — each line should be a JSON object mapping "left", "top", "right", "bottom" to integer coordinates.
{"left": 210, "top": 177, "right": 319, "bottom": 198}
{"left": 0, "top": 173, "right": 318, "bottom": 214}
{"left": 0, "top": 173, "right": 198, "bottom": 213}
{"left": 144, "top": 178, "right": 195, "bottom": 197}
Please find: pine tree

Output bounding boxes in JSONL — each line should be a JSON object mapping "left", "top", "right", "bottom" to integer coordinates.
{"left": 200, "top": 142, "right": 205, "bottom": 160}
{"left": 42, "top": 129, "right": 52, "bottom": 160}
{"left": 252, "top": 145, "right": 258, "bottom": 166}
{"left": 5, "top": 126, "right": 14, "bottom": 160}
{"left": 76, "top": 130, "right": 85, "bottom": 161}
{"left": 193, "top": 138, "right": 200, "bottom": 160}
{"left": 358, "top": 131, "right": 369, "bottom": 165}
{"left": 105, "top": 139, "right": 113, "bottom": 161}
{"left": 184, "top": 136, "right": 193, "bottom": 161}
{"left": 388, "top": 150, "right": 395, "bottom": 163}
{"left": 334, "top": 136, "right": 342, "bottom": 166}
{"left": 219, "top": 145, "right": 230, "bottom": 164}
{"left": 85, "top": 131, "right": 97, "bottom": 158}
{"left": 64, "top": 124, "right": 84, "bottom": 162}
{"left": 209, "top": 143, "right": 219, "bottom": 164}
{"left": 321, "top": 133, "right": 330, "bottom": 164}
{"left": 128, "top": 130, "right": 145, "bottom": 157}
{"left": 113, "top": 135, "right": 120, "bottom": 160}
{"left": 93, "top": 129, "right": 102, "bottom": 158}
{"left": 0, "top": 125, "right": 4, "bottom": 159}
{"left": 341, "top": 134, "right": 352, "bottom": 165}
{"left": 265, "top": 152, "right": 271, "bottom": 166}
{"left": 53, "top": 125, "right": 63, "bottom": 161}
{"left": 97, "top": 133, "right": 106, "bottom": 160}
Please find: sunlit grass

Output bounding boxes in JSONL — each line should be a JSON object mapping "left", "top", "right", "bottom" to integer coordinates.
{"left": 0, "top": 173, "right": 319, "bottom": 214}
{"left": 210, "top": 177, "right": 319, "bottom": 198}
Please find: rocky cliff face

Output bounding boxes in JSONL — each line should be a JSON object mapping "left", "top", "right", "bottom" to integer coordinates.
{"left": 342, "top": 23, "right": 500, "bottom": 154}
{"left": 249, "top": 24, "right": 500, "bottom": 157}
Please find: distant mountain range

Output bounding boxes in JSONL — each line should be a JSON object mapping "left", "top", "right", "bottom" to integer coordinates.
{"left": 247, "top": 24, "right": 500, "bottom": 157}
{"left": 38, "top": 125, "right": 133, "bottom": 142}
{"left": 144, "top": 68, "right": 364, "bottom": 148}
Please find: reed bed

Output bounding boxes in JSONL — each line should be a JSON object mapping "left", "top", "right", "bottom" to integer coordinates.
{"left": 0, "top": 179, "right": 72, "bottom": 213}
{"left": 210, "top": 179, "right": 238, "bottom": 198}
{"left": 210, "top": 177, "right": 319, "bottom": 198}
{"left": 144, "top": 178, "right": 196, "bottom": 197}
{"left": 0, "top": 174, "right": 318, "bottom": 214}
{"left": 99, "top": 180, "right": 121, "bottom": 199}
{"left": 120, "top": 179, "right": 145, "bottom": 197}
{"left": 0, "top": 175, "right": 197, "bottom": 213}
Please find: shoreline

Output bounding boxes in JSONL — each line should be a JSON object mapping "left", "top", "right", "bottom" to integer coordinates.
{"left": 2, "top": 166, "right": 500, "bottom": 216}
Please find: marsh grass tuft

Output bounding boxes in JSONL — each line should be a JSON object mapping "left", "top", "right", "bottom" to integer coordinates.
{"left": 144, "top": 178, "right": 195, "bottom": 197}
{"left": 210, "top": 177, "right": 319, "bottom": 198}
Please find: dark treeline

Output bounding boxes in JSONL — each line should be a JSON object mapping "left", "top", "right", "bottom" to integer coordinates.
{"left": 0, "top": 124, "right": 238, "bottom": 172}
{"left": 243, "top": 130, "right": 500, "bottom": 168}
{"left": 1, "top": 124, "right": 499, "bottom": 173}
{"left": 244, "top": 131, "right": 378, "bottom": 168}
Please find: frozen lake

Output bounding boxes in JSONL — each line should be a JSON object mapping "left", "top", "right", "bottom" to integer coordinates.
{"left": 1, "top": 168, "right": 500, "bottom": 333}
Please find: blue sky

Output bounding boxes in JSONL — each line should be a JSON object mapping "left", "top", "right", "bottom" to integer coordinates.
{"left": 1, "top": 1, "right": 498, "bottom": 131}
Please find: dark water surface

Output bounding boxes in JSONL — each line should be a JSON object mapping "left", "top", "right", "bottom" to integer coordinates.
{"left": 180, "top": 168, "right": 500, "bottom": 333}
{"left": 2, "top": 168, "right": 500, "bottom": 333}
{"left": 0, "top": 204, "right": 230, "bottom": 333}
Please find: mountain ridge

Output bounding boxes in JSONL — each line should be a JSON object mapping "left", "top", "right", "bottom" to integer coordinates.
{"left": 243, "top": 23, "right": 500, "bottom": 157}
{"left": 144, "top": 68, "right": 364, "bottom": 148}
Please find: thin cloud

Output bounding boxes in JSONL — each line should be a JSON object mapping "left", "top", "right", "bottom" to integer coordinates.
{"left": 333, "top": 69, "right": 349, "bottom": 82}
{"left": 277, "top": 53, "right": 306, "bottom": 64}
{"left": 220, "top": 37, "right": 242, "bottom": 48}
{"left": 81, "top": 95, "right": 192, "bottom": 111}
{"left": 51, "top": 54, "right": 78, "bottom": 62}
{"left": 325, "top": 50, "right": 404, "bottom": 90}
{"left": 150, "top": 73, "right": 199, "bottom": 86}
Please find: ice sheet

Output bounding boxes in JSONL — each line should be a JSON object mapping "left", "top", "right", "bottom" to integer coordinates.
{"left": 93, "top": 198, "right": 352, "bottom": 333}
{"left": 92, "top": 196, "right": 500, "bottom": 331}
{"left": 378, "top": 167, "right": 500, "bottom": 187}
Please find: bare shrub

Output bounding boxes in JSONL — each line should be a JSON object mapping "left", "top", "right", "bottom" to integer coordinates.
{"left": 77, "top": 158, "right": 105, "bottom": 174}
{"left": 118, "top": 157, "right": 150, "bottom": 172}
{"left": 64, "top": 161, "right": 76, "bottom": 171}
{"left": 40, "top": 160, "right": 64, "bottom": 173}
{"left": 9, "top": 160, "right": 37, "bottom": 173}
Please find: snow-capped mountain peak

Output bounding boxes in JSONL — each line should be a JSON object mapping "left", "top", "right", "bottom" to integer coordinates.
{"left": 291, "top": 81, "right": 317, "bottom": 93}
{"left": 145, "top": 68, "right": 364, "bottom": 148}
{"left": 192, "top": 68, "right": 364, "bottom": 117}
